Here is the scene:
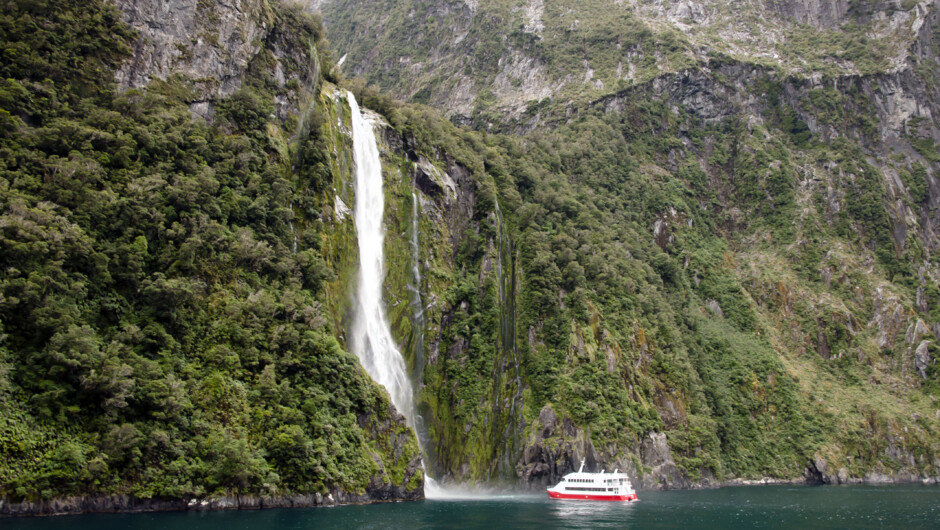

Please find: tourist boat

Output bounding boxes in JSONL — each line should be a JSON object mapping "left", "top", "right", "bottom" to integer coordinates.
{"left": 546, "top": 459, "right": 638, "bottom": 501}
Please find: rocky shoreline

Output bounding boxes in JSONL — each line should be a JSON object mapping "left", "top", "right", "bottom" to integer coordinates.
{"left": 0, "top": 487, "right": 424, "bottom": 518}
{"left": 5, "top": 474, "right": 939, "bottom": 518}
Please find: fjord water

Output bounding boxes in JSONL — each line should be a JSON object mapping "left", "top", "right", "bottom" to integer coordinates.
{"left": 5, "top": 485, "right": 938, "bottom": 529}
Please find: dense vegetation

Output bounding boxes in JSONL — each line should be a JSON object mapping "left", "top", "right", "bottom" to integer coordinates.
{"left": 0, "top": 0, "right": 420, "bottom": 502}
{"left": 1, "top": 0, "right": 938, "bottom": 505}
{"left": 342, "top": 66, "right": 939, "bottom": 483}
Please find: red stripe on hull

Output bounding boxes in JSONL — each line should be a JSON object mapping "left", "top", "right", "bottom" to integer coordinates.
{"left": 547, "top": 491, "right": 638, "bottom": 502}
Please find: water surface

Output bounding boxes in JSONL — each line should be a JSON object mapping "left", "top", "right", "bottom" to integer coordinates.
{"left": 6, "top": 485, "right": 938, "bottom": 529}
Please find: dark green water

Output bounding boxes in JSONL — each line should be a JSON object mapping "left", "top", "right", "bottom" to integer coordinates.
{"left": 5, "top": 485, "right": 939, "bottom": 529}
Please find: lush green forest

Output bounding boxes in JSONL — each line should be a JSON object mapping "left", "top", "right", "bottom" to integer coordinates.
{"left": 0, "top": 0, "right": 420, "bottom": 502}
{"left": 372, "top": 84, "right": 940, "bottom": 484}
{"left": 1, "top": 0, "right": 938, "bottom": 507}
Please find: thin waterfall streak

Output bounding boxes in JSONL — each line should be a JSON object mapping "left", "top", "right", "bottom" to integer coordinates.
{"left": 288, "top": 202, "right": 298, "bottom": 254}
{"left": 411, "top": 192, "right": 422, "bottom": 290}
{"left": 410, "top": 190, "right": 426, "bottom": 375}
{"left": 494, "top": 198, "right": 523, "bottom": 482}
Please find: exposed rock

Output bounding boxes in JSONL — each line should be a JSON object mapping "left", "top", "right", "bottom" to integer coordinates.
{"left": 670, "top": 1, "right": 709, "bottom": 24}
{"left": 705, "top": 299, "right": 724, "bottom": 317}
{"left": 652, "top": 207, "right": 687, "bottom": 248}
{"left": 114, "top": 0, "right": 270, "bottom": 98}
{"left": 767, "top": 0, "right": 849, "bottom": 28}
{"left": 818, "top": 330, "right": 830, "bottom": 359}
{"left": 639, "top": 432, "right": 688, "bottom": 489}
{"left": 906, "top": 319, "right": 933, "bottom": 343}
{"left": 521, "top": 0, "right": 545, "bottom": 35}
{"left": 0, "top": 488, "right": 415, "bottom": 517}
{"left": 317, "top": 0, "right": 930, "bottom": 118}
{"left": 334, "top": 196, "right": 351, "bottom": 221}
{"left": 914, "top": 340, "right": 932, "bottom": 379}
{"left": 538, "top": 404, "right": 558, "bottom": 438}
{"left": 413, "top": 158, "right": 458, "bottom": 205}
{"left": 516, "top": 404, "right": 599, "bottom": 488}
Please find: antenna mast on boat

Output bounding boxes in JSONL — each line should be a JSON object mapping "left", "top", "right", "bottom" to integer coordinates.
{"left": 578, "top": 458, "right": 585, "bottom": 473}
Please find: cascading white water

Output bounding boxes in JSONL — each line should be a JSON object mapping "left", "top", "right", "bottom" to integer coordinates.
{"left": 348, "top": 92, "right": 416, "bottom": 429}
{"left": 347, "top": 92, "right": 461, "bottom": 498}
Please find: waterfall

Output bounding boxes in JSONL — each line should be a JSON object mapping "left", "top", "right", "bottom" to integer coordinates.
{"left": 348, "top": 92, "right": 453, "bottom": 497}
{"left": 347, "top": 92, "right": 469, "bottom": 498}
{"left": 348, "top": 92, "right": 416, "bottom": 429}
{"left": 409, "top": 190, "right": 426, "bottom": 380}
{"left": 493, "top": 198, "right": 522, "bottom": 481}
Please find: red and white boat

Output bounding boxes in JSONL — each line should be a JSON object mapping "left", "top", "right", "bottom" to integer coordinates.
{"left": 546, "top": 459, "right": 638, "bottom": 502}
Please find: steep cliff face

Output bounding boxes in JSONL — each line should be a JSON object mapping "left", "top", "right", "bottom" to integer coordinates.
{"left": 767, "top": 0, "right": 850, "bottom": 28}
{"left": 3, "top": 0, "right": 938, "bottom": 510}
{"left": 114, "top": 0, "right": 329, "bottom": 120}
{"left": 308, "top": 0, "right": 940, "bottom": 490}
{"left": 115, "top": 0, "right": 271, "bottom": 97}
{"left": 0, "top": 0, "right": 423, "bottom": 513}
{"left": 312, "top": 0, "right": 936, "bottom": 120}
{"left": 312, "top": 84, "right": 527, "bottom": 483}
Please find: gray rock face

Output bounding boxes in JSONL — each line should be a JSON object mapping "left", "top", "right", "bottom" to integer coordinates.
{"left": 705, "top": 299, "right": 723, "bottom": 317}
{"left": 516, "top": 404, "right": 596, "bottom": 488}
{"left": 515, "top": 404, "right": 693, "bottom": 490}
{"left": 595, "top": 30, "right": 940, "bottom": 255}
{"left": 639, "top": 432, "right": 689, "bottom": 489}
{"left": 315, "top": 0, "right": 933, "bottom": 120}
{"left": 114, "top": 0, "right": 269, "bottom": 98}
{"left": 915, "top": 340, "right": 933, "bottom": 379}
{"left": 766, "top": 0, "right": 849, "bottom": 28}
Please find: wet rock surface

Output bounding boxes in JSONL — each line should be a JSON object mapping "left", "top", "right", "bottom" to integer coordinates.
{"left": 0, "top": 488, "right": 421, "bottom": 517}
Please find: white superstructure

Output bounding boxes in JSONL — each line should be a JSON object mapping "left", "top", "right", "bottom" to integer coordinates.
{"left": 547, "top": 459, "right": 638, "bottom": 501}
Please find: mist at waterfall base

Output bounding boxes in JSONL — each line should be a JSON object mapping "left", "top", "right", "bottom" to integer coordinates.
{"left": 346, "top": 92, "right": 458, "bottom": 499}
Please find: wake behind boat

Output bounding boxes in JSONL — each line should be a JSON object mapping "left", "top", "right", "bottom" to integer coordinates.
{"left": 546, "top": 459, "right": 638, "bottom": 502}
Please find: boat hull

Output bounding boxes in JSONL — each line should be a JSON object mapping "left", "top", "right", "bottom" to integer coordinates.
{"left": 547, "top": 490, "right": 638, "bottom": 502}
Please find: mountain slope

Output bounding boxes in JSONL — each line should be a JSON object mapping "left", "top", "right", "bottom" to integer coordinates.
{"left": 311, "top": 0, "right": 940, "bottom": 487}
{"left": 0, "top": 0, "right": 422, "bottom": 511}
{"left": 314, "top": 0, "right": 935, "bottom": 121}
{"left": 1, "top": 0, "right": 939, "bottom": 513}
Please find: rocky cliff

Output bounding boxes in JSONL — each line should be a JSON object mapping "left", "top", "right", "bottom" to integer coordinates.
{"left": 1, "top": 0, "right": 939, "bottom": 514}
{"left": 106, "top": 0, "right": 940, "bottom": 492}
{"left": 0, "top": 0, "right": 422, "bottom": 514}
{"left": 308, "top": 0, "right": 940, "bottom": 490}
{"left": 313, "top": 0, "right": 936, "bottom": 120}
{"left": 115, "top": 0, "right": 270, "bottom": 96}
